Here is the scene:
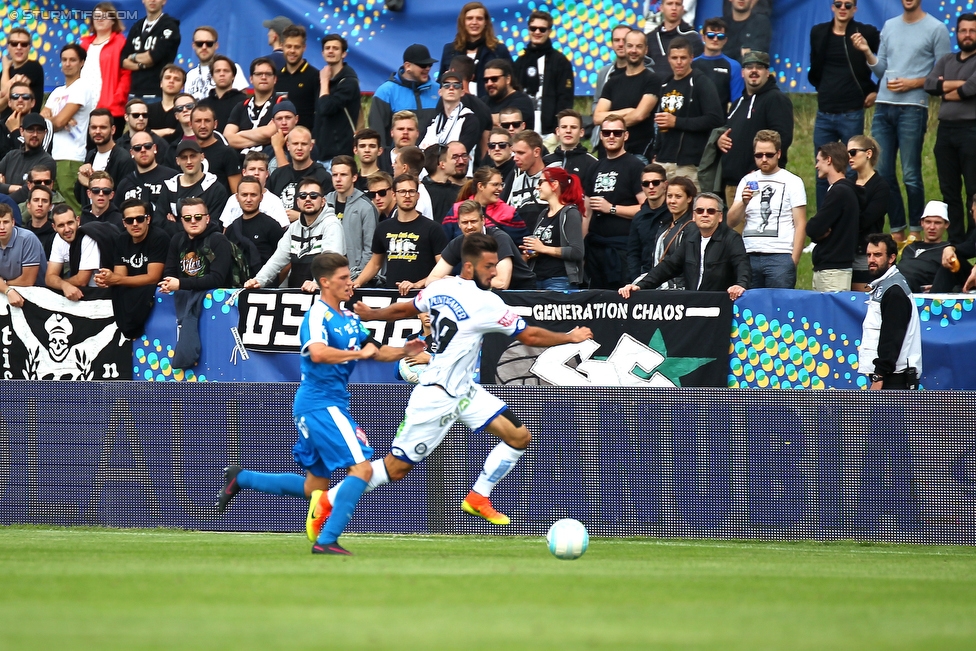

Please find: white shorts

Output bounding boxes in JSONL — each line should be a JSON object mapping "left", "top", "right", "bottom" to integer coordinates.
{"left": 391, "top": 384, "right": 508, "bottom": 464}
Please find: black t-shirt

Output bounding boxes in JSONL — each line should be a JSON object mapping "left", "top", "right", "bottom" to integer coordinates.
{"left": 275, "top": 62, "right": 320, "bottom": 129}
{"left": 200, "top": 140, "right": 241, "bottom": 193}
{"left": 11, "top": 61, "right": 44, "bottom": 112}
{"left": 116, "top": 227, "right": 171, "bottom": 275}
{"left": 201, "top": 89, "right": 247, "bottom": 133}
{"left": 116, "top": 165, "right": 179, "bottom": 212}
{"left": 462, "top": 94, "right": 494, "bottom": 134}
{"left": 440, "top": 228, "right": 536, "bottom": 289}
{"left": 486, "top": 91, "right": 537, "bottom": 131}
{"left": 146, "top": 101, "right": 179, "bottom": 134}
{"left": 231, "top": 212, "right": 285, "bottom": 266}
{"left": 423, "top": 178, "right": 461, "bottom": 224}
{"left": 267, "top": 163, "right": 334, "bottom": 212}
{"left": 227, "top": 98, "right": 275, "bottom": 132}
{"left": 334, "top": 199, "right": 347, "bottom": 222}
{"left": 692, "top": 56, "right": 735, "bottom": 109}
{"left": 600, "top": 69, "right": 660, "bottom": 157}
{"left": 371, "top": 215, "right": 448, "bottom": 287}
{"left": 899, "top": 241, "right": 951, "bottom": 293}
{"left": 24, "top": 219, "right": 56, "bottom": 258}
{"left": 817, "top": 33, "right": 865, "bottom": 113}
{"left": 530, "top": 212, "right": 565, "bottom": 280}
{"left": 584, "top": 153, "right": 644, "bottom": 238}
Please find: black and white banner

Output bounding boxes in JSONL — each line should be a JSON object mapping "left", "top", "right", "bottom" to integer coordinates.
{"left": 481, "top": 290, "right": 732, "bottom": 388}
{"left": 0, "top": 287, "right": 131, "bottom": 380}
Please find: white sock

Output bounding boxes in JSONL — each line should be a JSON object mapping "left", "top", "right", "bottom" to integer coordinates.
{"left": 472, "top": 442, "right": 525, "bottom": 497}
{"left": 326, "top": 459, "right": 390, "bottom": 504}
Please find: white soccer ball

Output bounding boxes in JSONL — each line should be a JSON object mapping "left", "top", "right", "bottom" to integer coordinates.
{"left": 546, "top": 518, "right": 588, "bottom": 560}
{"left": 397, "top": 358, "right": 427, "bottom": 384}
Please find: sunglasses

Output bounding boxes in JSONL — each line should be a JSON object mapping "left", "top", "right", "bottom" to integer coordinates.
{"left": 89, "top": 187, "right": 113, "bottom": 195}
{"left": 833, "top": 2, "right": 854, "bottom": 9}
{"left": 32, "top": 179, "right": 53, "bottom": 186}
{"left": 704, "top": 32, "right": 727, "bottom": 40}
{"left": 754, "top": 152, "right": 777, "bottom": 159}
{"left": 500, "top": 121, "right": 522, "bottom": 129}
{"left": 487, "top": 142, "right": 510, "bottom": 150}
{"left": 441, "top": 82, "right": 463, "bottom": 90}
{"left": 848, "top": 148, "right": 867, "bottom": 157}
{"left": 365, "top": 188, "right": 391, "bottom": 199}
{"left": 194, "top": 40, "right": 216, "bottom": 48}
{"left": 10, "top": 92, "right": 33, "bottom": 101}
{"left": 174, "top": 103, "right": 196, "bottom": 112}
{"left": 484, "top": 75, "right": 503, "bottom": 84}
{"left": 297, "top": 191, "right": 322, "bottom": 200}
{"left": 529, "top": 25, "right": 549, "bottom": 33}
{"left": 123, "top": 215, "right": 149, "bottom": 225}
{"left": 182, "top": 214, "right": 207, "bottom": 222}
{"left": 601, "top": 129, "right": 625, "bottom": 138}
{"left": 128, "top": 111, "right": 149, "bottom": 119}
{"left": 9, "top": 41, "right": 30, "bottom": 48}
{"left": 130, "top": 143, "right": 154, "bottom": 152}
{"left": 694, "top": 207, "right": 721, "bottom": 216}
{"left": 642, "top": 179, "right": 665, "bottom": 188}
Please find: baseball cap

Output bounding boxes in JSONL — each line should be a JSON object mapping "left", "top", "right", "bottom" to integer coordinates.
{"left": 923, "top": 200, "right": 949, "bottom": 222}
{"left": 21, "top": 114, "right": 47, "bottom": 130}
{"left": 175, "top": 139, "right": 203, "bottom": 155}
{"left": 271, "top": 100, "right": 298, "bottom": 117}
{"left": 262, "top": 16, "right": 292, "bottom": 38}
{"left": 440, "top": 70, "right": 463, "bottom": 84}
{"left": 403, "top": 44, "right": 437, "bottom": 66}
{"left": 741, "top": 51, "right": 770, "bottom": 68}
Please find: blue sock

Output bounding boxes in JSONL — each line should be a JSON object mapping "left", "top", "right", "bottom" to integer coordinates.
{"left": 317, "top": 476, "right": 367, "bottom": 545}
{"left": 236, "top": 470, "right": 306, "bottom": 497}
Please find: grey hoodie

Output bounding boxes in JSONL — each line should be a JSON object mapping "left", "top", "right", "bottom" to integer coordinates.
{"left": 326, "top": 188, "right": 377, "bottom": 279}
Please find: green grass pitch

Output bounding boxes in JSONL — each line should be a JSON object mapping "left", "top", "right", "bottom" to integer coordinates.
{"left": 2, "top": 526, "right": 976, "bottom": 650}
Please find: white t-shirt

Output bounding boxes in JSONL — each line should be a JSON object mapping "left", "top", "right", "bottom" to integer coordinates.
{"left": 50, "top": 234, "right": 100, "bottom": 286}
{"left": 80, "top": 41, "right": 105, "bottom": 99}
{"left": 413, "top": 276, "right": 526, "bottom": 397}
{"left": 46, "top": 81, "right": 97, "bottom": 162}
{"left": 220, "top": 190, "right": 290, "bottom": 227}
{"left": 734, "top": 168, "right": 806, "bottom": 254}
{"left": 93, "top": 149, "right": 111, "bottom": 172}
{"left": 698, "top": 235, "right": 711, "bottom": 289}
{"left": 185, "top": 62, "right": 250, "bottom": 100}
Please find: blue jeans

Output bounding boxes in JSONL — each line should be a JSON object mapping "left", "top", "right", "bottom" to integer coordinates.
{"left": 813, "top": 109, "right": 864, "bottom": 209}
{"left": 871, "top": 103, "right": 928, "bottom": 233}
{"left": 537, "top": 276, "right": 576, "bottom": 291}
{"left": 748, "top": 253, "right": 797, "bottom": 289}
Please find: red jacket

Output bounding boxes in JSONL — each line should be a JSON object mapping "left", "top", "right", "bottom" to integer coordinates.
{"left": 442, "top": 197, "right": 527, "bottom": 242}
{"left": 81, "top": 32, "right": 131, "bottom": 117}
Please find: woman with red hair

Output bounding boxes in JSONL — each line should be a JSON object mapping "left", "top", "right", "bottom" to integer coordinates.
{"left": 80, "top": 2, "right": 131, "bottom": 135}
{"left": 521, "top": 166, "right": 585, "bottom": 290}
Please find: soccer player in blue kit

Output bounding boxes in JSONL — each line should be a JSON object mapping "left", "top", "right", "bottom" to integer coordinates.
{"left": 306, "top": 233, "right": 593, "bottom": 534}
{"left": 217, "top": 252, "right": 425, "bottom": 555}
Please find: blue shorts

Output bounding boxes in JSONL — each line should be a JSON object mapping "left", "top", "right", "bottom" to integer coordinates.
{"left": 292, "top": 405, "right": 373, "bottom": 478}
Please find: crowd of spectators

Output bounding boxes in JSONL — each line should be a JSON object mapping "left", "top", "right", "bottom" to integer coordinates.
{"left": 2, "top": 0, "right": 976, "bottom": 346}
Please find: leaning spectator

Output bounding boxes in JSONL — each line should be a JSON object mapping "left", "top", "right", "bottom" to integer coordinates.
{"left": 120, "top": 0, "right": 181, "bottom": 99}
{"left": 723, "top": 0, "right": 773, "bottom": 63}
{"left": 0, "top": 114, "right": 55, "bottom": 201}
{"left": 521, "top": 167, "right": 584, "bottom": 290}
{"left": 511, "top": 10, "right": 574, "bottom": 136}
{"left": 806, "top": 141, "right": 860, "bottom": 292}
{"left": 220, "top": 151, "right": 289, "bottom": 228}
{"left": 159, "top": 197, "right": 233, "bottom": 292}
{"left": 727, "top": 129, "right": 806, "bottom": 289}
{"left": 46, "top": 204, "right": 103, "bottom": 300}
{"left": 81, "top": 171, "right": 124, "bottom": 229}
{"left": 368, "top": 45, "right": 440, "bottom": 149}
{"left": 900, "top": 201, "right": 966, "bottom": 293}
{"left": 23, "top": 184, "right": 56, "bottom": 257}
{"left": 80, "top": 3, "right": 131, "bottom": 135}
{"left": 223, "top": 176, "right": 285, "bottom": 267}
{"left": 276, "top": 25, "right": 319, "bottom": 130}
{"left": 244, "top": 177, "right": 344, "bottom": 290}
{"left": 94, "top": 198, "right": 169, "bottom": 338}
{"left": 0, "top": 203, "right": 45, "bottom": 307}
{"left": 184, "top": 26, "right": 248, "bottom": 101}
{"left": 115, "top": 130, "right": 179, "bottom": 219}
{"left": 694, "top": 17, "right": 744, "bottom": 111}
{"left": 0, "top": 27, "right": 44, "bottom": 113}
{"left": 849, "top": 134, "right": 889, "bottom": 292}
{"left": 808, "top": 0, "right": 880, "bottom": 211}
{"left": 653, "top": 38, "right": 724, "bottom": 187}
{"left": 439, "top": 3, "right": 512, "bottom": 97}
{"left": 265, "top": 101, "right": 300, "bottom": 172}
{"left": 41, "top": 44, "right": 97, "bottom": 215}
{"left": 314, "top": 34, "right": 361, "bottom": 168}
{"left": 646, "top": 0, "right": 704, "bottom": 71}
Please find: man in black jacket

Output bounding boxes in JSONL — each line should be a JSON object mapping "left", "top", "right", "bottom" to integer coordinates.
{"left": 627, "top": 163, "right": 670, "bottom": 279}
{"left": 806, "top": 142, "right": 859, "bottom": 292}
{"left": 543, "top": 109, "right": 598, "bottom": 182}
{"left": 646, "top": 0, "right": 704, "bottom": 72}
{"left": 512, "top": 10, "right": 575, "bottom": 136}
{"left": 808, "top": 1, "right": 880, "bottom": 209}
{"left": 716, "top": 51, "right": 794, "bottom": 206}
{"left": 159, "top": 196, "right": 233, "bottom": 292}
{"left": 619, "top": 192, "right": 749, "bottom": 300}
{"left": 653, "top": 38, "right": 724, "bottom": 188}
{"left": 314, "top": 34, "right": 360, "bottom": 166}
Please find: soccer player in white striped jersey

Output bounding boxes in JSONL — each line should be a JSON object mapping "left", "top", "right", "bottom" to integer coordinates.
{"left": 307, "top": 232, "right": 592, "bottom": 531}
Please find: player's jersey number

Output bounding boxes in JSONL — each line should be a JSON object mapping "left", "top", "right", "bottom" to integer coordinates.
{"left": 429, "top": 307, "right": 458, "bottom": 354}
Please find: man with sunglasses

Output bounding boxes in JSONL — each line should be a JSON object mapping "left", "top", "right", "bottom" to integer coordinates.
{"left": 809, "top": 0, "right": 880, "bottom": 211}
{"left": 723, "top": 0, "right": 772, "bottom": 64}
{"left": 484, "top": 60, "right": 536, "bottom": 132}
{"left": 0, "top": 114, "right": 55, "bottom": 202}
{"left": 1, "top": 82, "right": 51, "bottom": 161}
{"left": 627, "top": 163, "right": 671, "bottom": 278}
{"left": 81, "top": 171, "right": 124, "bottom": 230}
{"left": 115, "top": 131, "right": 178, "bottom": 226}
{"left": 245, "top": 177, "right": 343, "bottom": 291}
{"left": 693, "top": 17, "right": 744, "bottom": 111}
{"left": 160, "top": 197, "right": 234, "bottom": 294}
{"left": 121, "top": 0, "right": 182, "bottom": 99}
{"left": 95, "top": 199, "right": 169, "bottom": 338}
{"left": 620, "top": 192, "right": 749, "bottom": 301}
{"left": 368, "top": 44, "right": 440, "bottom": 149}
{"left": 418, "top": 71, "right": 480, "bottom": 160}
{"left": 484, "top": 128, "right": 516, "bottom": 180}
{"left": 0, "top": 27, "right": 45, "bottom": 113}
{"left": 155, "top": 140, "right": 228, "bottom": 225}
{"left": 365, "top": 172, "right": 396, "bottom": 222}
{"left": 543, "top": 109, "right": 598, "bottom": 182}
{"left": 116, "top": 99, "right": 170, "bottom": 160}
{"left": 13, "top": 166, "right": 62, "bottom": 216}
{"left": 184, "top": 27, "right": 248, "bottom": 101}
{"left": 512, "top": 10, "right": 575, "bottom": 136}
